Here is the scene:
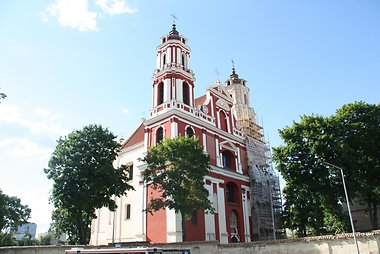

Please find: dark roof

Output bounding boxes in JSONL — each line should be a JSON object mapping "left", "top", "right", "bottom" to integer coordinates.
{"left": 122, "top": 122, "right": 145, "bottom": 149}
{"left": 195, "top": 95, "right": 206, "bottom": 106}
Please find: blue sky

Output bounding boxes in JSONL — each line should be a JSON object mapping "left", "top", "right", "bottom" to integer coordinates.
{"left": 0, "top": 0, "right": 379, "bottom": 235}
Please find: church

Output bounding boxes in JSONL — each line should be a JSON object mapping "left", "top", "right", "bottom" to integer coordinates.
{"left": 90, "top": 23, "right": 279, "bottom": 245}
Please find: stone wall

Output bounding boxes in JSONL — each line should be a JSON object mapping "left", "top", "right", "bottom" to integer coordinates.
{"left": 1, "top": 231, "right": 379, "bottom": 254}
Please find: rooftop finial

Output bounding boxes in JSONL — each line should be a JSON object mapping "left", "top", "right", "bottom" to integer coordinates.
{"left": 230, "top": 59, "right": 239, "bottom": 80}
{"left": 214, "top": 68, "right": 220, "bottom": 82}
{"left": 171, "top": 14, "right": 177, "bottom": 24}
{"left": 169, "top": 14, "right": 179, "bottom": 37}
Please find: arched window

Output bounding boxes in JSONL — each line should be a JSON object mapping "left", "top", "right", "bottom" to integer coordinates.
{"left": 158, "top": 82, "right": 164, "bottom": 105}
{"left": 226, "top": 182, "right": 239, "bottom": 203}
{"left": 186, "top": 126, "right": 194, "bottom": 137}
{"left": 219, "top": 111, "right": 228, "bottom": 132}
{"left": 230, "top": 210, "right": 239, "bottom": 242}
{"left": 125, "top": 204, "right": 131, "bottom": 220}
{"left": 222, "top": 150, "right": 235, "bottom": 170}
{"left": 156, "top": 127, "right": 164, "bottom": 144}
{"left": 183, "top": 82, "right": 189, "bottom": 105}
{"left": 244, "top": 94, "right": 248, "bottom": 105}
{"left": 181, "top": 54, "right": 185, "bottom": 69}
{"left": 126, "top": 163, "right": 133, "bottom": 181}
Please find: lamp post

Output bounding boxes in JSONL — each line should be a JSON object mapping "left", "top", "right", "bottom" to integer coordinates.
{"left": 268, "top": 180, "right": 276, "bottom": 240}
{"left": 324, "top": 162, "right": 360, "bottom": 254}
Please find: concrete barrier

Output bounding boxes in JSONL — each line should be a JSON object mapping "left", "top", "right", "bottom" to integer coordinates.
{"left": 1, "top": 230, "right": 379, "bottom": 254}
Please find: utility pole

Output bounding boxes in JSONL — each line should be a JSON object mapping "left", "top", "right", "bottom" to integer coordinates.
{"left": 268, "top": 180, "right": 276, "bottom": 240}
{"left": 324, "top": 162, "right": 360, "bottom": 254}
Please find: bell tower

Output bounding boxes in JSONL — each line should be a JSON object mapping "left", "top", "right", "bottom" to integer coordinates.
{"left": 151, "top": 23, "right": 196, "bottom": 117}
{"left": 225, "top": 67, "right": 264, "bottom": 142}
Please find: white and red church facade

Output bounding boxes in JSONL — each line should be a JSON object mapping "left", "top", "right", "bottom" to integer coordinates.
{"left": 90, "top": 24, "right": 259, "bottom": 245}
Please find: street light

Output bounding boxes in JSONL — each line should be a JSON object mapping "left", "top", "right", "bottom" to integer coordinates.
{"left": 324, "top": 162, "right": 360, "bottom": 254}
{"left": 268, "top": 180, "right": 276, "bottom": 240}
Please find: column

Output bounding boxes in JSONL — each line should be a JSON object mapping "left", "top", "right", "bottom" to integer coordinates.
{"left": 204, "top": 181, "right": 215, "bottom": 240}
{"left": 237, "top": 147, "right": 242, "bottom": 173}
{"left": 217, "top": 183, "right": 228, "bottom": 243}
{"left": 215, "top": 137, "right": 221, "bottom": 167}
{"left": 164, "top": 79, "right": 170, "bottom": 102}
{"left": 242, "top": 187, "right": 251, "bottom": 242}
{"left": 166, "top": 208, "right": 182, "bottom": 242}
{"left": 144, "top": 129, "right": 149, "bottom": 149}
{"left": 176, "top": 79, "right": 182, "bottom": 102}
{"left": 202, "top": 130, "right": 207, "bottom": 153}
{"left": 171, "top": 119, "right": 178, "bottom": 138}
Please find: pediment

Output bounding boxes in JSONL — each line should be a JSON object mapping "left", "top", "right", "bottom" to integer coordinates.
{"left": 219, "top": 140, "right": 238, "bottom": 152}
{"left": 216, "top": 98, "right": 230, "bottom": 111}
{"left": 209, "top": 82, "right": 233, "bottom": 103}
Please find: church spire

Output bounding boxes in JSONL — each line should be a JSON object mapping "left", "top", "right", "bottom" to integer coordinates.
{"left": 230, "top": 67, "right": 239, "bottom": 80}
{"left": 169, "top": 23, "right": 179, "bottom": 38}
{"left": 229, "top": 59, "right": 240, "bottom": 82}
{"left": 151, "top": 23, "right": 195, "bottom": 116}
{"left": 168, "top": 15, "right": 180, "bottom": 39}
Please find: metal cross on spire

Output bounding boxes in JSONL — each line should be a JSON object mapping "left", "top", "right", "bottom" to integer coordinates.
{"left": 214, "top": 68, "right": 220, "bottom": 81}
{"left": 171, "top": 14, "right": 177, "bottom": 24}
{"left": 231, "top": 59, "right": 237, "bottom": 76}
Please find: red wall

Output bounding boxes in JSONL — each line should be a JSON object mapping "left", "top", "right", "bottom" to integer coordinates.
{"left": 183, "top": 210, "right": 206, "bottom": 241}
{"left": 207, "top": 134, "right": 216, "bottom": 165}
{"left": 146, "top": 185, "right": 167, "bottom": 243}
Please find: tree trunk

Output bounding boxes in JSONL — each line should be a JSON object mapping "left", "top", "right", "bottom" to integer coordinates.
{"left": 77, "top": 212, "right": 85, "bottom": 245}
{"left": 373, "top": 202, "right": 378, "bottom": 229}
{"left": 181, "top": 212, "right": 186, "bottom": 242}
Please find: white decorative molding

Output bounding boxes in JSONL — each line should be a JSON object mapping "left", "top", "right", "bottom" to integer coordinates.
{"left": 216, "top": 99, "right": 230, "bottom": 111}
{"left": 219, "top": 140, "right": 238, "bottom": 152}
{"left": 209, "top": 165, "right": 250, "bottom": 182}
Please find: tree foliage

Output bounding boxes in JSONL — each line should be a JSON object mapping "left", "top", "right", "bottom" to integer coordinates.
{"left": 44, "top": 124, "right": 134, "bottom": 244}
{"left": 0, "top": 190, "right": 31, "bottom": 246}
{"left": 141, "top": 135, "right": 213, "bottom": 241}
{"left": 273, "top": 101, "right": 380, "bottom": 236}
{"left": 39, "top": 233, "right": 52, "bottom": 245}
{"left": 0, "top": 88, "right": 6, "bottom": 102}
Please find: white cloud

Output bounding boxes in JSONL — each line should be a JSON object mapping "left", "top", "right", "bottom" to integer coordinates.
{"left": 42, "top": 0, "right": 138, "bottom": 32}
{"left": 95, "top": 0, "right": 138, "bottom": 15}
{"left": 35, "top": 107, "right": 57, "bottom": 119}
{"left": 42, "top": 0, "right": 98, "bottom": 32}
{"left": 0, "top": 138, "right": 53, "bottom": 162}
{"left": 122, "top": 108, "right": 129, "bottom": 115}
{"left": 0, "top": 104, "right": 68, "bottom": 137}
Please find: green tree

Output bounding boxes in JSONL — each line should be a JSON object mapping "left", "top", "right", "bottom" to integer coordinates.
{"left": 141, "top": 135, "right": 213, "bottom": 241}
{"left": 44, "top": 124, "right": 134, "bottom": 244}
{"left": 273, "top": 102, "right": 379, "bottom": 236}
{"left": 0, "top": 88, "right": 6, "bottom": 102}
{"left": 0, "top": 190, "right": 31, "bottom": 246}
{"left": 331, "top": 102, "right": 380, "bottom": 229}
{"left": 17, "top": 232, "right": 35, "bottom": 246}
{"left": 39, "top": 234, "right": 52, "bottom": 245}
{"left": 0, "top": 232, "right": 17, "bottom": 246}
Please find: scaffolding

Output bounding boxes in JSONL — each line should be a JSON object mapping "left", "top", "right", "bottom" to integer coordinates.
{"left": 240, "top": 118, "right": 264, "bottom": 141}
{"left": 224, "top": 70, "right": 284, "bottom": 241}
{"left": 246, "top": 133, "right": 284, "bottom": 241}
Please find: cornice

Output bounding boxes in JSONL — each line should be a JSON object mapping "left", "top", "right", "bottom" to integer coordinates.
{"left": 145, "top": 107, "right": 245, "bottom": 143}
{"left": 209, "top": 165, "right": 250, "bottom": 183}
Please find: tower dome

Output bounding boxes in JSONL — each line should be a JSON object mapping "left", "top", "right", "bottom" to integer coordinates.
{"left": 151, "top": 23, "right": 195, "bottom": 117}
